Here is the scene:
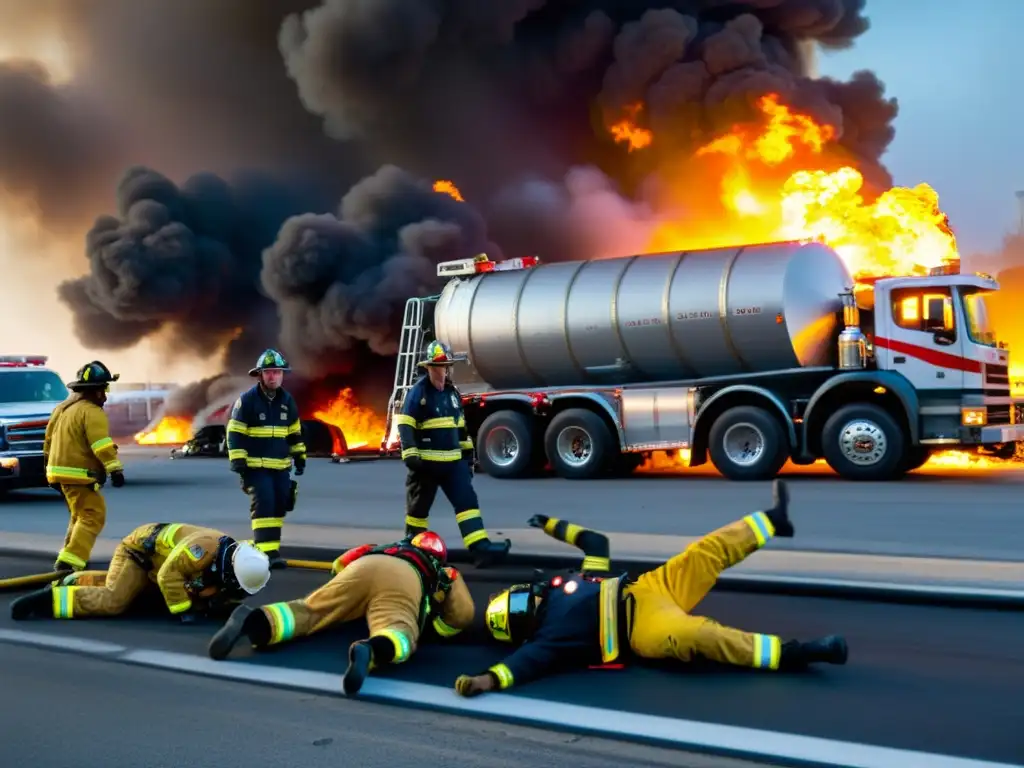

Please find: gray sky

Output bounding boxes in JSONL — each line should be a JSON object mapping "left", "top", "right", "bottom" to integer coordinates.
{"left": 818, "top": 0, "right": 1021, "bottom": 258}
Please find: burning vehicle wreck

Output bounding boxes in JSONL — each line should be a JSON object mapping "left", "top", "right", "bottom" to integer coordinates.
{"left": 169, "top": 420, "right": 345, "bottom": 460}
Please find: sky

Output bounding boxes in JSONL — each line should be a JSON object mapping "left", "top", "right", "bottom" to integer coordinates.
{"left": 818, "top": 0, "right": 1023, "bottom": 260}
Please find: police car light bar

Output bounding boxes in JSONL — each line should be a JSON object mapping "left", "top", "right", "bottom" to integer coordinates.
{"left": 0, "top": 355, "right": 48, "bottom": 367}
{"left": 436, "top": 254, "right": 540, "bottom": 278}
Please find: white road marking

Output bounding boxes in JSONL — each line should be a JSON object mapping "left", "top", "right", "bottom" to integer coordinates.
{"left": 0, "top": 629, "right": 1017, "bottom": 768}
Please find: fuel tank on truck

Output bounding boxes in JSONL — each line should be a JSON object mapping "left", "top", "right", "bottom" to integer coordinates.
{"left": 434, "top": 240, "right": 854, "bottom": 390}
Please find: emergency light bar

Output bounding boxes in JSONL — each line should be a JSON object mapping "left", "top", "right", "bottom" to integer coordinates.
{"left": 0, "top": 355, "right": 48, "bottom": 367}
{"left": 928, "top": 260, "right": 960, "bottom": 276}
{"left": 436, "top": 254, "right": 540, "bottom": 278}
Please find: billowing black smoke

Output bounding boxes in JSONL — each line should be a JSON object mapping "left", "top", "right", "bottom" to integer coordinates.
{"left": 0, "top": 0, "right": 899, "bottom": 408}
{"left": 58, "top": 166, "right": 338, "bottom": 372}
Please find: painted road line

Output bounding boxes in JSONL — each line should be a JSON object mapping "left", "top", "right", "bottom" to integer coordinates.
{"left": 0, "top": 629, "right": 1016, "bottom": 768}
{"left": 0, "top": 628, "right": 126, "bottom": 654}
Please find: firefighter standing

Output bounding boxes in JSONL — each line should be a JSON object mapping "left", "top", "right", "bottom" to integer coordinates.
{"left": 207, "top": 530, "right": 475, "bottom": 696}
{"left": 455, "top": 480, "right": 848, "bottom": 696}
{"left": 10, "top": 523, "right": 271, "bottom": 622}
{"left": 43, "top": 361, "right": 125, "bottom": 574}
{"left": 227, "top": 349, "right": 306, "bottom": 570}
{"left": 397, "top": 340, "right": 510, "bottom": 567}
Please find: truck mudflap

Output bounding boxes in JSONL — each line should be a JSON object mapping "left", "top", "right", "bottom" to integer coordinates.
{"left": 978, "top": 424, "right": 1024, "bottom": 443}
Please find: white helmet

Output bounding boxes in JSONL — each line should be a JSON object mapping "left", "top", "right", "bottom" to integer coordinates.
{"left": 230, "top": 543, "right": 271, "bottom": 595}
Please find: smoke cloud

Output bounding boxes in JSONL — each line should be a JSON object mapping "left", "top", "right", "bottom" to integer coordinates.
{"left": 1, "top": 0, "right": 907, "bottom": 414}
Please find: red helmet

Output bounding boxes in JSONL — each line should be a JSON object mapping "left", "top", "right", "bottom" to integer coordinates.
{"left": 410, "top": 531, "right": 447, "bottom": 562}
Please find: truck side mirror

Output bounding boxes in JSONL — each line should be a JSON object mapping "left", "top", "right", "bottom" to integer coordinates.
{"left": 932, "top": 329, "right": 955, "bottom": 346}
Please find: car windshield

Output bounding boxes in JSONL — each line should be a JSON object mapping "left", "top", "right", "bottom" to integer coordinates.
{"left": 0, "top": 370, "right": 69, "bottom": 404}
{"left": 961, "top": 289, "right": 997, "bottom": 347}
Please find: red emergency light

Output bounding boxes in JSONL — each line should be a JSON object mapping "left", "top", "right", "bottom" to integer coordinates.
{"left": 436, "top": 254, "right": 541, "bottom": 279}
{"left": 0, "top": 355, "right": 48, "bottom": 367}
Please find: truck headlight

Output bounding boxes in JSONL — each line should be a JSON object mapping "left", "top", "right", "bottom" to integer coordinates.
{"left": 961, "top": 407, "right": 987, "bottom": 426}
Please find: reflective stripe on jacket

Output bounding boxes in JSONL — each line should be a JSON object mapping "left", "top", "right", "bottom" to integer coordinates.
{"left": 44, "top": 396, "right": 123, "bottom": 485}
{"left": 396, "top": 375, "right": 473, "bottom": 463}
{"left": 226, "top": 385, "right": 306, "bottom": 472}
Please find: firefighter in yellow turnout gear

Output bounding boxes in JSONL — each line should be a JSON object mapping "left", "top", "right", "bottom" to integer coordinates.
{"left": 10, "top": 523, "right": 271, "bottom": 623}
{"left": 207, "top": 530, "right": 475, "bottom": 697}
{"left": 44, "top": 361, "right": 126, "bottom": 574}
{"left": 456, "top": 480, "right": 848, "bottom": 696}
{"left": 397, "top": 340, "right": 510, "bottom": 567}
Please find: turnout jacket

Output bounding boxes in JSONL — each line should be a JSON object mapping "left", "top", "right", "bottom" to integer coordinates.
{"left": 44, "top": 395, "right": 123, "bottom": 485}
{"left": 120, "top": 523, "right": 234, "bottom": 615}
{"left": 395, "top": 374, "right": 473, "bottom": 464}
{"left": 227, "top": 384, "right": 306, "bottom": 473}
{"left": 485, "top": 518, "right": 633, "bottom": 692}
{"left": 332, "top": 541, "right": 474, "bottom": 639}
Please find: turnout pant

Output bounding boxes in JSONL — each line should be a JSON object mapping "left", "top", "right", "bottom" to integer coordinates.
{"left": 625, "top": 511, "right": 784, "bottom": 670}
{"left": 404, "top": 461, "right": 491, "bottom": 549}
{"left": 56, "top": 483, "right": 107, "bottom": 571}
{"left": 247, "top": 469, "right": 292, "bottom": 554}
{"left": 50, "top": 543, "right": 152, "bottom": 618}
{"left": 254, "top": 555, "right": 421, "bottom": 665}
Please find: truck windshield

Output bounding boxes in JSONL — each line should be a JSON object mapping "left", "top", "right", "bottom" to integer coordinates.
{"left": 960, "top": 289, "right": 997, "bottom": 347}
{"left": 0, "top": 370, "right": 69, "bottom": 404}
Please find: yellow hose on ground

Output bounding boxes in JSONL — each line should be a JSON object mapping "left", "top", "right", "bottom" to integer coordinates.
{"left": 0, "top": 572, "right": 62, "bottom": 591}
{"left": 284, "top": 559, "right": 334, "bottom": 571}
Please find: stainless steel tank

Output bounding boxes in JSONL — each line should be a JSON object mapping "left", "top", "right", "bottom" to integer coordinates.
{"left": 434, "top": 241, "right": 854, "bottom": 390}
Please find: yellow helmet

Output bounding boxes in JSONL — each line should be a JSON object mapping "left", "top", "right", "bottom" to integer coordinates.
{"left": 484, "top": 583, "right": 537, "bottom": 644}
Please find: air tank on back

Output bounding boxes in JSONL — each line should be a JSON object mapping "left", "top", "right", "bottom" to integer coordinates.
{"left": 434, "top": 241, "right": 854, "bottom": 391}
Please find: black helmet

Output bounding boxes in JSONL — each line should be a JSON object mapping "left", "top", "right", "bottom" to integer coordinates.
{"left": 67, "top": 361, "right": 120, "bottom": 391}
{"left": 484, "top": 583, "right": 538, "bottom": 645}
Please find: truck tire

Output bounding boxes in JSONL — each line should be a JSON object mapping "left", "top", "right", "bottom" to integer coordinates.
{"left": 544, "top": 408, "right": 615, "bottom": 480}
{"left": 477, "top": 410, "right": 537, "bottom": 479}
{"left": 707, "top": 405, "right": 790, "bottom": 481}
{"left": 821, "top": 403, "right": 906, "bottom": 481}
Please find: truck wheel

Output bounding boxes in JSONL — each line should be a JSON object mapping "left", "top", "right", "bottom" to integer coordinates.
{"left": 707, "top": 405, "right": 790, "bottom": 481}
{"left": 477, "top": 411, "right": 537, "bottom": 479}
{"left": 544, "top": 408, "right": 615, "bottom": 480}
{"left": 822, "top": 403, "right": 906, "bottom": 481}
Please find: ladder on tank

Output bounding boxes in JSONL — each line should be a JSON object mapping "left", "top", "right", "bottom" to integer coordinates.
{"left": 381, "top": 297, "right": 432, "bottom": 455}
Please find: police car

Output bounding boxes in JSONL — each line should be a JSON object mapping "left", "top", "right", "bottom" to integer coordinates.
{"left": 0, "top": 356, "right": 67, "bottom": 495}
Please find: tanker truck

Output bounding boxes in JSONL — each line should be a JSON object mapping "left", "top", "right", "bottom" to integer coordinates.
{"left": 382, "top": 241, "right": 1024, "bottom": 481}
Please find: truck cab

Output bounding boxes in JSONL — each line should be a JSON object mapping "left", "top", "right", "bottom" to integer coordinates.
{"left": 867, "top": 267, "right": 1020, "bottom": 448}
{"left": 0, "top": 356, "right": 68, "bottom": 494}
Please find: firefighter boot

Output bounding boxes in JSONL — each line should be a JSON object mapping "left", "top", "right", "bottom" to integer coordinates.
{"left": 779, "top": 635, "right": 848, "bottom": 670}
{"left": 267, "top": 551, "right": 287, "bottom": 571}
{"left": 764, "top": 479, "right": 794, "bottom": 538}
{"left": 207, "top": 604, "right": 272, "bottom": 660}
{"left": 470, "top": 538, "right": 512, "bottom": 568}
{"left": 342, "top": 641, "right": 374, "bottom": 696}
{"left": 11, "top": 585, "right": 54, "bottom": 621}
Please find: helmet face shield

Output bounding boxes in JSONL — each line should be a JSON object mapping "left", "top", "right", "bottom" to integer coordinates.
{"left": 485, "top": 584, "right": 535, "bottom": 644}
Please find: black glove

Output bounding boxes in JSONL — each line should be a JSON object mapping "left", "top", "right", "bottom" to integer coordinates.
{"left": 528, "top": 514, "right": 549, "bottom": 529}
{"left": 239, "top": 473, "right": 251, "bottom": 492}
{"left": 404, "top": 456, "right": 423, "bottom": 473}
{"left": 294, "top": 458, "right": 306, "bottom": 476}
{"left": 466, "top": 459, "right": 474, "bottom": 478}
{"left": 178, "top": 612, "right": 197, "bottom": 625}
{"left": 110, "top": 470, "right": 125, "bottom": 488}
{"left": 48, "top": 482, "right": 62, "bottom": 493}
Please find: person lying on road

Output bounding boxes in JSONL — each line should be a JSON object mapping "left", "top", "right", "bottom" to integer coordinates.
{"left": 11, "top": 523, "right": 271, "bottom": 623}
{"left": 207, "top": 530, "right": 475, "bottom": 697}
{"left": 454, "top": 479, "right": 848, "bottom": 698}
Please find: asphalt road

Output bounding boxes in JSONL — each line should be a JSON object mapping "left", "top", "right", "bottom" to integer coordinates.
{"left": 2, "top": 645, "right": 772, "bottom": 768}
{"left": 2, "top": 556, "right": 1021, "bottom": 763}
{"left": 2, "top": 452, "right": 1024, "bottom": 560}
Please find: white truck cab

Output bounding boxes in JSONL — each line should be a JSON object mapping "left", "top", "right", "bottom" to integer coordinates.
{"left": 0, "top": 356, "right": 68, "bottom": 494}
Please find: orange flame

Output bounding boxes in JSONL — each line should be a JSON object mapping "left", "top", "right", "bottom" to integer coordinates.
{"left": 638, "top": 92, "right": 958, "bottom": 280}
{"left": 433, "top": 179, "right": 464, "bottom": 202}
{"left": 609, "top": 103, "right": 654, "bottom": 152}
{"left": 135, "top": 416, "right": 193, "bottom": 445}
{"left": 312, "top": 388, "right": 387, "bottom": 452}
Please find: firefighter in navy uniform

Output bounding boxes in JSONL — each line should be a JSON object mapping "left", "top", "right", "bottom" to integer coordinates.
{"left": 397, "top": 340, "right": 510, "bottom": 567}
{"left": 206, "top": 530, "right": 475, "bottom": 697}
{"left": 455, "top": 480, "right": 848, "bottom": 697}
{"left": 227, "top": 349, "right": 306, "bottom": 570}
